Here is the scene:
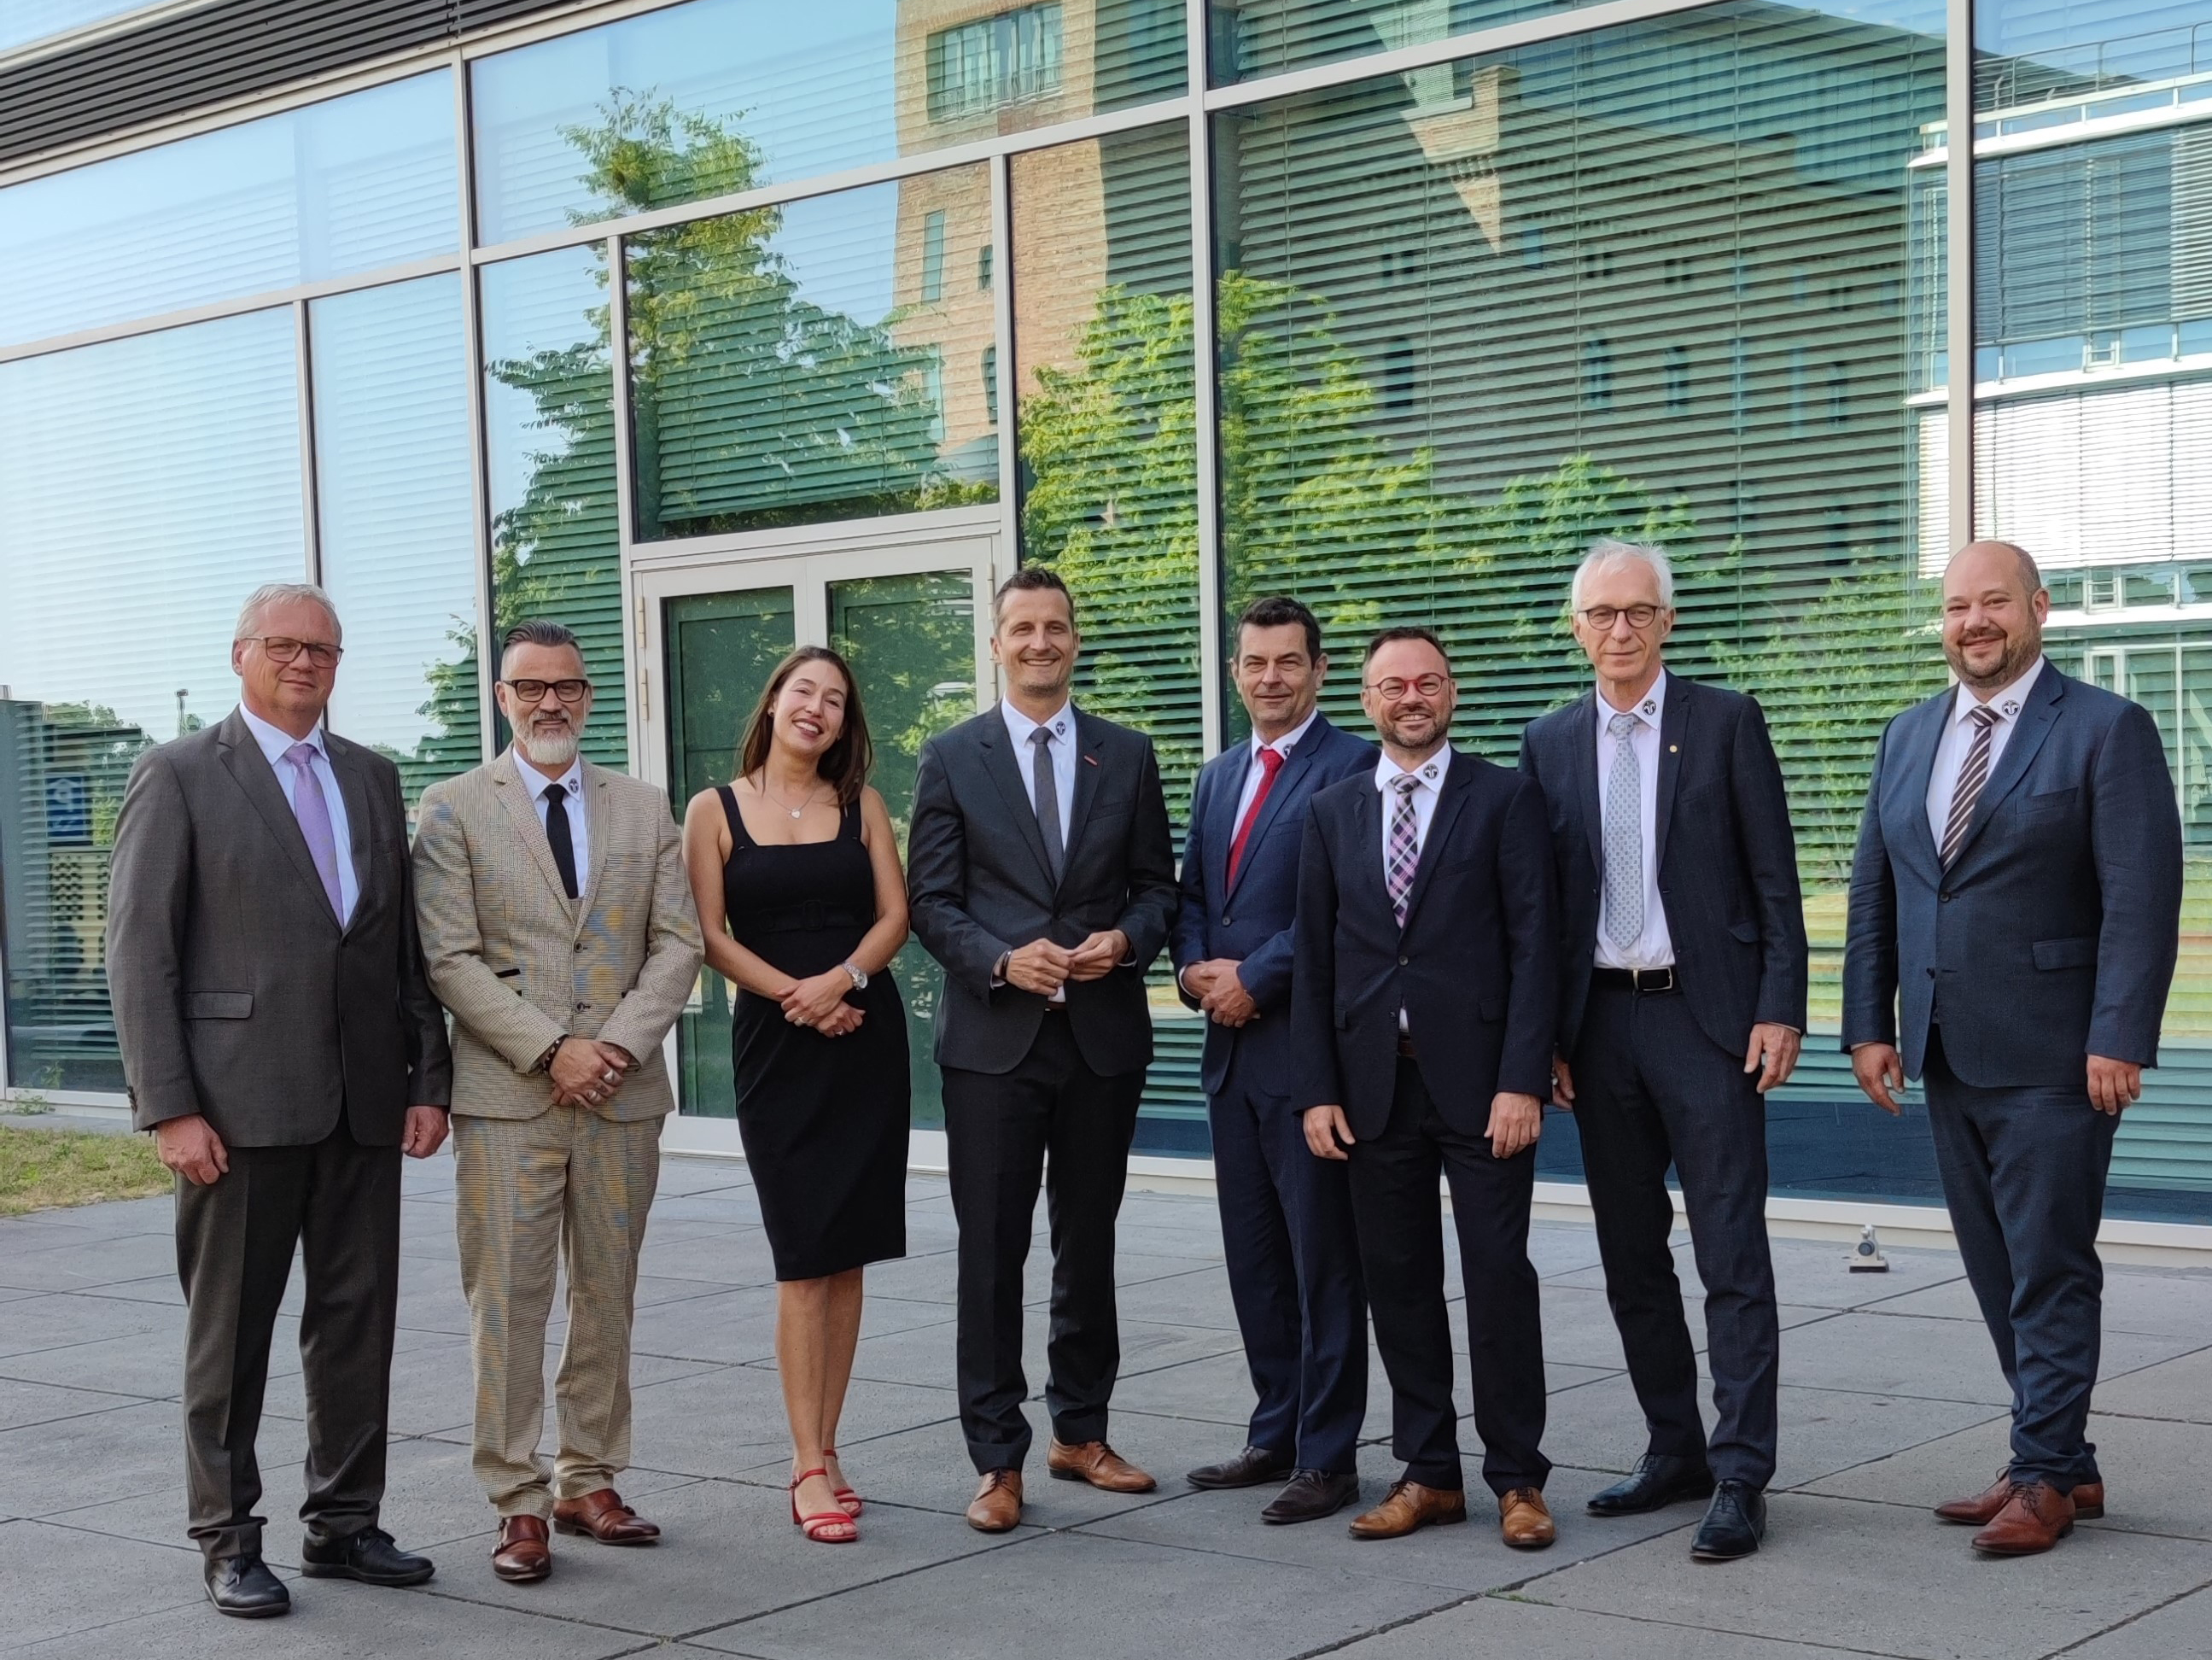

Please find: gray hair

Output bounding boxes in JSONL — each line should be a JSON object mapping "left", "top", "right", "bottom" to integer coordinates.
{"left": 234, "top": 582, "right": 342, "bottom": 644}
{"left": 499, "top": 619, "right": 586, "bottom": 675}
{"left": 1571, "top": 539, "right": 1676, "bottom": 611}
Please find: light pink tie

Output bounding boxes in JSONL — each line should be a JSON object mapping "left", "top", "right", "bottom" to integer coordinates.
{"left": 282, "top": 742, "right": 346, "bottom": 922}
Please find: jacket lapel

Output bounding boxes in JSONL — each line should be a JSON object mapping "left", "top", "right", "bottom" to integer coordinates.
{"left": 1893, "top": 688, "right": 1952, "bottom": 879}
{"left": 1204, "top": 746, "right": 1243, "bottom": 902}
{"left": 215, "top": 710, "right": 343, "bottom": 933}
{"left": 1566, "top": 691, "right": 1603, "bottom": 878}
{"left": 1058, "top": 710, "right": 1111, "bottom": 886}
{"left": 324, "top": 734, "right": 375, "bottom": 935}
{"left": 1947, "top": 666, "right": 2065, "bottom": 869}
{"left": 493, "top": 749, "right": 581, "bottom": 918}
{"left": 1352, "top": 769, "right": 1393, "bottom": 921}
{"left": 575, "top": 762, "right": 615, "bottom": 926}
{"left": 1399, "top": 751, "right": 1471, "bottom": 930}
{"left": 1652, "top": 675, "right": 1689, "bottom": 874}
{"left": 1227, "top": 721, "right": 1327, "bottom": 899}
{"left": 978, "top": 709, "right": 1058, "bottom": 893}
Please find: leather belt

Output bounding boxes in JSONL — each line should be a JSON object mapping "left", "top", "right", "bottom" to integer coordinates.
{"left": 1591, "top": 966, "right": 1679, "bottom": 995}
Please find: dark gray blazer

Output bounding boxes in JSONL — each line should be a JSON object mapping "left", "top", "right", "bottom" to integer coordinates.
{"left": 1518, "top": 675, "right": 1807, "bottom": 1060}
{"left": 1841, "top": 665, "right": 2183, "bottom": 1088}
{"left": 1171, "top": 716, "right": 1376, "bottom": 1097}
{"left": 107, "top": 709, "right": 453, "bottom": 1145}
{"left": 1291, "top": 750, "right": 1557, "bottom": 1139}
{"left": 908, "top": 704, "right": 1179, "bottom": 1077}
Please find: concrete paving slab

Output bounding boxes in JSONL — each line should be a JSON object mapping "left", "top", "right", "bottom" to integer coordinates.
{"left": 1328, "top": 1593, "right": 1888, "bottom": 1657}
{"left": 2093, "top": 1346, "right": 2212, "bottom": 1425}
{"left": 1524, "top": 1491, "right": 2212, "bottom": 1660}
{"left": 627, "top": 1283, "right": 957, "bottom": 1370}
{"left": 1759, "top": 1311, "right": 2199, "bottom": 1409}
{"left": 73, "top": 1273, "right": 187, "bottom": 1308}
{"left": 686, "top": 1528, "right": 1463, "bottom": 1660}
{"left": 0, "top": 1517, "right": 207, "bottom": 1649}
{"left": 0, "top": 1376, "right": 149, "bottom": 1432}
{"left": 2, "top": 1396, "right": 306, "bottom": 1521}
{"left": 0, "top": 1231, "right": 182, "bottom": 1293}
{"left": 2060, "top": 1582, "right": 2212, "bottom": 1657}
{"left": 624, "top": 1365, "right": 960, "bottom": 1482}
{"left": 0, "top": 1289, "right": 183, "bottom": 1359}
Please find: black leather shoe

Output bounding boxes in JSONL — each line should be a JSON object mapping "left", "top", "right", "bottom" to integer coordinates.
{"left": 300, "top": 1525, "right": 435, "bottom": 1587}
{"left": 1187, "top": 1445, "right": 1294, "bottom": 1490}
{"left": 1586, "top": 1453, "right": 1716, "bottom": 1517}
{"left": 1262, "top": 1469, "right": 1362, "bottom": 1525}
{"left": 204, "top": 1554, "right": 289, "bottom": 1618}
{"left": 1690, "top": 1481, "right": 1766, "bottom": 1561}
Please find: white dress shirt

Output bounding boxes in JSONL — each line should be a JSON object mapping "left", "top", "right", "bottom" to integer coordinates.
{"left": 1374, "top": 745, "right": 1450, "bottom": 1032}
{"left": 1234, "top": 708, "right": 1321, "bottom": 829}
{"left": 1000, "top": 698, "right": 1077, "bottom": 850}
{"left": 523, "top": 754, "right": 590, "bottom": 891}
{"left": 1925, "top": 656, "right": 2046, "bottom": 850}
{"left": 1592, "top": 670, "right": 1676, "bottom": 971}
{"left": 239, "top": 704, "right": 359, "bottom": 925}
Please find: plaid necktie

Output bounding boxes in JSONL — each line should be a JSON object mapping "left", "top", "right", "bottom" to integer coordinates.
{"left": 1939, "top": 704, "right": 2000, "bottom": 868}
{"left": 1386, "top": 774, "right": 1421, "bottom": 927}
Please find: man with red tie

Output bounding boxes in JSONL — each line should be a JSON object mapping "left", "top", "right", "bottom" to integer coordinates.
{"left": 1173, "top": 597, "right": 1377, "bottom": 1523}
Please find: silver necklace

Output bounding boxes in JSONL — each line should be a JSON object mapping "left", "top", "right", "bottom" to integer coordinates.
{"left": 759, "top": 776, "right": 826, "bottom": 821}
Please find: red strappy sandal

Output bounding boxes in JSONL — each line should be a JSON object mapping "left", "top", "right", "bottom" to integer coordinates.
{"left": 790, "top": 1468, "right": 858, "bottom": 1543}
{"left": 823, "top": 1446, "right": 862, "bottom": 1517}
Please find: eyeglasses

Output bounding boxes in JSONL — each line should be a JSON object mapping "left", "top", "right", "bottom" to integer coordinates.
{"left": 502, "top": 678, "right": 593, "bottom": 704}
{"left": 246, "top": 636, "right": 343, "bottom": 668}
{"left": 1576, "top": 604, "right": 1667, "bottom": 630}
{"left": 1364, "top": 674, "right": 1450, "bottom": 700}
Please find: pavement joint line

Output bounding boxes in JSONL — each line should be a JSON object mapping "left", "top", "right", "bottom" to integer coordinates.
{"left": 676, "top": 1526, "right": 1049, "bottom": 1641}
{"left": 1474, "top": 1592, "right": 1930, "bottom": 1660}
{"left": 2043, "top": 1569, "right": 2212, "bottom": 1657}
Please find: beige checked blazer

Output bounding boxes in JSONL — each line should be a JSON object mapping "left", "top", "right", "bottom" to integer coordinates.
{"left": 412, "top": 750, "right": 703, "bottom": 1120}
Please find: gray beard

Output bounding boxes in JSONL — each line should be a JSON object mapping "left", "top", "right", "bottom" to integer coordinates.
{"left": 515, "top": 724, "right": 580, "bottom": 769}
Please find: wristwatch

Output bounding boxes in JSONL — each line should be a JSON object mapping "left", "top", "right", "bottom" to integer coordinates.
{"left": 840, "top": 962, "right": 869, "bottom": 991}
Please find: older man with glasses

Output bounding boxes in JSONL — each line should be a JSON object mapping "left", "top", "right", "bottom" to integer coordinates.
{"left": 411, "top": 620, "right": 703, "bottom": 1584}
{"left": 108, "top": 583, "right": 453, "bottom": 1617}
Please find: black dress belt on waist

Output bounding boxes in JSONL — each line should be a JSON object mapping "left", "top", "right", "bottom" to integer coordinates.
{"left": 1590, "top": 965, "right": 1680, "bottom": 994}
{"left": 742, "top": 899, "right": 867, "bottom": 934}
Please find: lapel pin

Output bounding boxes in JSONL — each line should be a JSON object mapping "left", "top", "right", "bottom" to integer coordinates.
{"left": 1669, "top": 744, "right": 1678, "bottom": 753}
{"left": 1083, "top": 754, "right": 1100, "bottom": 768}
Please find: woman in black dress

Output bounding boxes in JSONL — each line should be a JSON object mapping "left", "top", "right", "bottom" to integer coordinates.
{"left": 680, "top": 645, "right": 910, "bottom": 1545}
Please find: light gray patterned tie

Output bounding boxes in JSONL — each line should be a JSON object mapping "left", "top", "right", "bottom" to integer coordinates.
{"left": 1602, "top": 711, "right": 1643, "bottom": 950}
{"left": 1029, "top": 725, "right": 1064, "bottom": 881}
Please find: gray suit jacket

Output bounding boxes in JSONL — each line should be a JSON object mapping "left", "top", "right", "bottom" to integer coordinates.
{"left": 411, "top": 750, "right": 703, "bottom": 1121}
{"left": 1842, "top": 664, "right": 2183, "bottom": 1087}
{"left": 106, "top": 709, "right": 452, "bottom": 1146}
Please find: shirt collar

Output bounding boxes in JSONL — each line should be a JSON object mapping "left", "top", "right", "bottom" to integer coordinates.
{"left": 1251, "top": 708, "right": 1321, "bottom": 760}
{"left": 238, "top": 704, "right": 328, "bottom": 768}
{"left": 1374, "top": 745, "right": 1450, "bottom": 794}
{"left": 1596, "top": 668, "right": 1666, "bottom": 734}
{"left": 521, "top": 754, "right": 585, "bottom": 798}
{"left": 1001, "top": 699, "right": 1075, "bottom": 748}
{"left": 1954, "top": 656, "right": 2045, "bottom": 726}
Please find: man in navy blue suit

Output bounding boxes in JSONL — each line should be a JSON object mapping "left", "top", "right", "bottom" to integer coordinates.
{"left": 1174, "top": 597, "right": 1375, "bottom": 1524}
{"left": 1845, "top": 540, "right": 2182, "bottom": 1558}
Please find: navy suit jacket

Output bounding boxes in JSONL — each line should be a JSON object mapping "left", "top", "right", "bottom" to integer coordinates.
{"left": 1171, "top": 716, "right": 1377, "bottom": 1097}
{"left": 1841, "top": 664, "right": 2182, "bottom": 1089}
{"left": 908, "top": 705, "right": 1178, "bottom": 1078}
{"left": 1291, "top": 750, "right": 1557, "bottom": 1140}
{"left": 1518, "top": 675, "right": 1807, "bottom": 1060}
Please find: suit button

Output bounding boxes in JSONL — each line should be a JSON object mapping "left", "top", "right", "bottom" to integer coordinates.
{"left": 575, "top": 1001, "right": 588, "bottom": 1010}
{"left": 574, "top": 942, "right": 585, "bottom": 952}
{"left": 1223, "top": 915, "right": 1233, "bottom": 926}
{"left": 1398, "top": 955, "right": 1409, "bottom": 967}
{"left": 1940, "top": 892, "right": 1952, "bottom": 903}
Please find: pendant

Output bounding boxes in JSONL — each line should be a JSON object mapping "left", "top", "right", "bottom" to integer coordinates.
{"left": 791, "top": 808, "right": 803, "bottom": 819}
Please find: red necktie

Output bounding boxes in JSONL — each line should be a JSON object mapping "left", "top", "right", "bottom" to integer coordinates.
{"left": 1226, "top": 746, "right": 1286, "bottom": 886}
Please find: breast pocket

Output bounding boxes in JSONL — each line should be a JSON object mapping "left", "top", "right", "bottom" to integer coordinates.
{"left": 2013, "top": 786, "right": 2079, "bottom": 827}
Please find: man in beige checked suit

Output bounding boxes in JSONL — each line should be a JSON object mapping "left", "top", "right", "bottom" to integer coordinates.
{"left": 412, "top": 620, "right": 703, "bottom": 1584}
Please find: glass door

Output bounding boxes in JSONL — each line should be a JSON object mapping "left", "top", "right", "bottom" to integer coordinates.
{"left": 636, "top": 530, "right": 997, "bottom": 1155}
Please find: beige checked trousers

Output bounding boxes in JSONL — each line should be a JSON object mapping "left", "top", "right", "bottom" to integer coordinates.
{"left": 452, "top": 1105, "right": 661, "bottom": 1517}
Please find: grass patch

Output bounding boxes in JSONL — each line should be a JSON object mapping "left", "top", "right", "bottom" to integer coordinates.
{"left": 0, "top": 1125, "right": 169, "bottom": 1216}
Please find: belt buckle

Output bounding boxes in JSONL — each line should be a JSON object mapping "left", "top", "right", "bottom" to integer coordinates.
{"left": 1635, "top": 967, "right": 1676, "bottom": 994}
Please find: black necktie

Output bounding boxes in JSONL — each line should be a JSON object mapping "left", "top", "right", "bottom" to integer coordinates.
{"left": 1029, "top": 726, "right": 1065, "bottom": 881}
{"left": 542, "top": 782, "right": 579, "bottom": 899}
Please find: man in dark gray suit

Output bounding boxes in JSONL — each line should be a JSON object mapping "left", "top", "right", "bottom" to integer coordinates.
{"left": 1845, "top": 541, "right": 2182, "bottom": 1557}
{"left": 108, "top": 583, "right": 453, "bottom": 1617}
{"left": 908, "top": 566, "right": 1179, "bottom": 1533}
{"left": 1520, "top": 540, "right": 1806, "bottom": 1562}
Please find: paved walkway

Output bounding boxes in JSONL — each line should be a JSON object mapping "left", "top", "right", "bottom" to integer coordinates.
{"left": 3, "top": 1151, "right": 2210, "bottom": 1658}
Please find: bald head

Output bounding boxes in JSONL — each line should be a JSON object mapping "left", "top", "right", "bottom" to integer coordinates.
{"left": 1941, "top": 540, "right": 2047, "bottom": 695}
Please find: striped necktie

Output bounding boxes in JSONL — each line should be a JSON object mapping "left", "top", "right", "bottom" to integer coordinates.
{"left": 1386, "top": 774, "right": 1421, "bottom": 926}
{"left": 1939, "top": 704, "right": 1999, "bottom": 868}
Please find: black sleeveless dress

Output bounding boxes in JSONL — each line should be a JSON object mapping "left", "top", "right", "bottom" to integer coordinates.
{"left": 718, "top": 786, "right": 909, "bottom": 1281}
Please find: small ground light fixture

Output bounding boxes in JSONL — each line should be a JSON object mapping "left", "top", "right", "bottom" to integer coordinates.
{"left": 1847, "top": 1224, "right": 1888, "bottom": 1273}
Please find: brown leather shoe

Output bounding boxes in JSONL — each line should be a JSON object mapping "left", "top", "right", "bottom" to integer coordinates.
{"left": 1937, "top": 1467, "right": 2105, "bottom": 1525}
{"left": 1499, "top": 1487, "right": 1556, "bottom": 1549}
{"left": 1046, "top": 1439, "right": 1157, "bottom": 1493}
{"left": 1347, "top": 1479, "right": 1468, "bottom": 1540}
{"left": 491, "top": 1515, "right": 551, "bottom": 1582}
{"left": 552, "top": 1488, "right": 660, "bottom": 1545}
{"left": 1972, "top": 1481, "right": 2075, "bottom": 1556}
{"left": 966, "top": 1469, "right": 1024, "bottom": 1533}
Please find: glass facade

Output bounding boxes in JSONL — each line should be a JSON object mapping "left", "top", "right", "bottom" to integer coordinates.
{"left": 2, "top": 0, "right": 2209, "bottom": 1225}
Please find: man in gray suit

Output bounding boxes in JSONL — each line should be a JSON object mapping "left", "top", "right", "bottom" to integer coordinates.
{"left": 108, "top": 583, "right": 452, "bottom": 1618}
{"left": 908, "top": 566, "right": 1179, "bottom": 1533}
{"left": 1845, "top": 540, "right": 2182, "bottom": 1557}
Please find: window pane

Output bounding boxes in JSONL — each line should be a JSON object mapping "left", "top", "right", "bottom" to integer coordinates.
{"left": 0, "top": 72, "right": 457, "bottom": 349}
{"left": 1976, "top": 0, "right": 2211, "bottom": 114}
{"left": 0, "top": 310, "right": 303, "bottom": 1092}
{"left": 312, "top": 276, "right": 481, "bottom": 814}
{"left": 1012, "top": 124, "right": 1203, "bottom": 1152}
{"left": 1216, "top": 3, "right": 1950, "bottom": 1200}
{"left": 627, "top": 167, "right": 998, "bottom": 541}
{"left": 0, "top": 0, "right": 159, "bottom": 53}
{"left": 482, "top": 247, "right": 627, "bottom": 767}
{"left": 470, "top": 0, "right": 1186, "bottom": 246}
